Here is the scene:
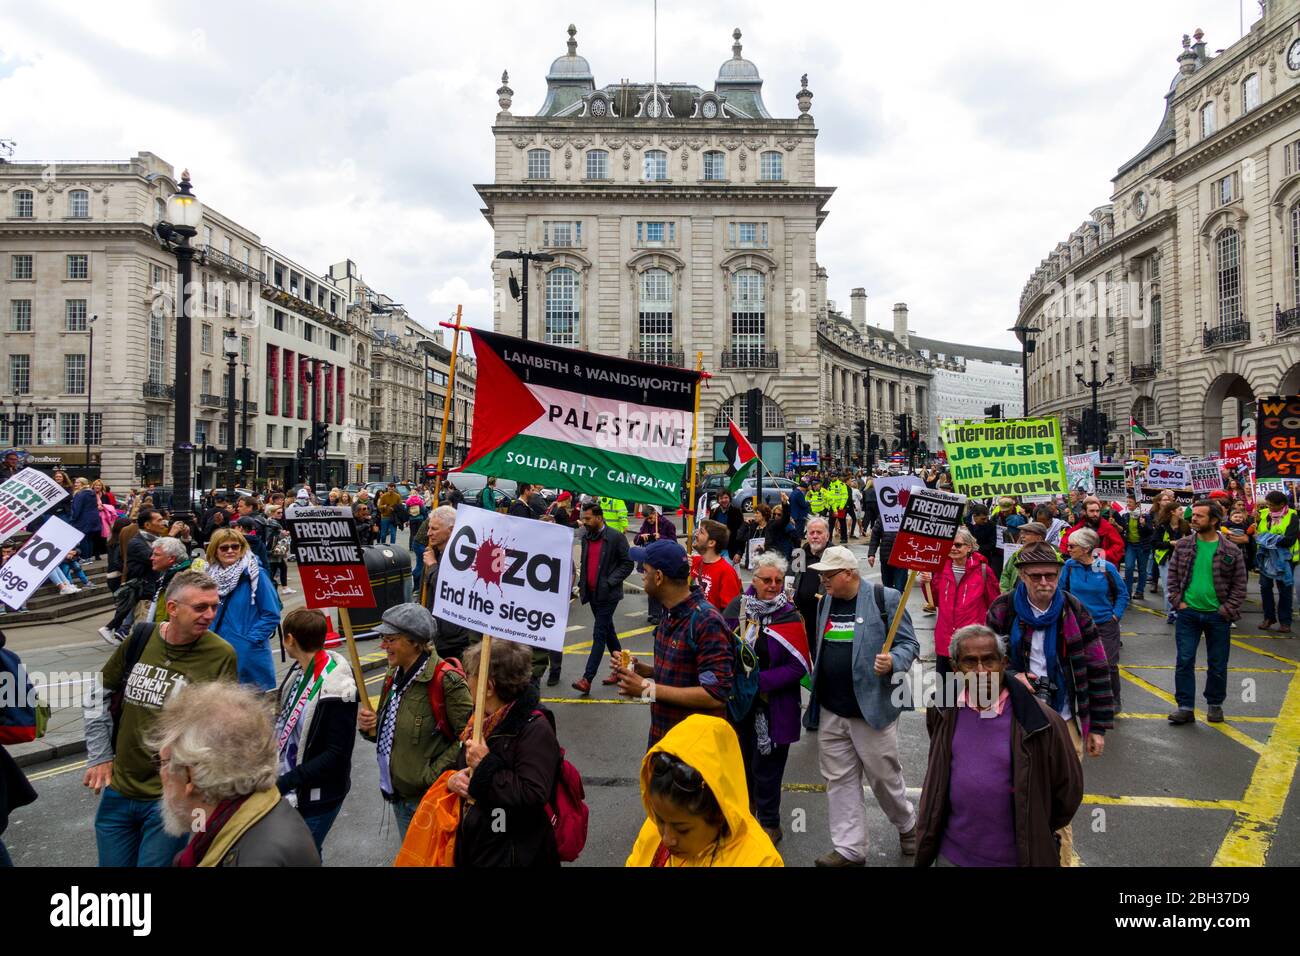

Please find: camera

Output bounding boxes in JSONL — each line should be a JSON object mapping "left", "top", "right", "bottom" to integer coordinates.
{"left": 1030, "top": 674, "right": 1057, "bottom": 703}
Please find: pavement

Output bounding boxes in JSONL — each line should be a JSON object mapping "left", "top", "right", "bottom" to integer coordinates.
{"left": 4, "top": 537, "right": 1299, "bottom": 867}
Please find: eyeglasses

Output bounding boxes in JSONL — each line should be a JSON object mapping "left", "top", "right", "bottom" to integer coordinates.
{"left": 752, "top": 576, "right": 784, "bottom": 588}
{"left": 378, "top": 635, "right": 410, "bottom": 646}
{"left": 817, "top": 569, "right": 849, "bottom": 580}
{"left": 1022, "top": 570, "right": 1059, "bottom": 582}
{"left": 217, "top": 544, "right": 243, "bottom": 552}
{"left": 651, "top": 752, "right": 704, "bottom": 792}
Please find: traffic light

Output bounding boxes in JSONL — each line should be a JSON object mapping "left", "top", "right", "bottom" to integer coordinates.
{"left": 896, "top": 413, "right": 909, "bottom": 447}
{"left": 909, "top": 429, "right": 919, "bottom": 449}
{"left": 868, "top": 433, "right": 879, "bottom": 454}
{"left": 134, "top": 453, "right": 144, "bottom": 475}
{"left": 855, "top": 419, "right": 866, "bottom": 451}
{"left": 312, "top": 422, "right": 330, "bottom": 460}
{"left": 787, "top": 432, "right": 797, "bottom": 457}
{"left": 983, "top": 403, "right": 1004, "bottom": 419}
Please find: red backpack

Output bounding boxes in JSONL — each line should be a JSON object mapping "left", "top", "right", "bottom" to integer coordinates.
{"left": 379, "top": 657, "right": 466, "bottom": 741}
{"left": 532, "top": 709, "right": 588, "bottom": 863}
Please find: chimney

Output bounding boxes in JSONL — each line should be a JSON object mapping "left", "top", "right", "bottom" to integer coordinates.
{"left": 816, "top": 267, "right": 829, "bottom": 318}
{"left": 851, "top": 288, "right": 867, "bottom": 331}
{"left": 893, "top": 302, "right": 909, "bottom": 350}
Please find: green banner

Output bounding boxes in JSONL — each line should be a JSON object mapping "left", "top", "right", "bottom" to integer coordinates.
{"left": 940, "top": 417, "right": 1067, "bottom": 499}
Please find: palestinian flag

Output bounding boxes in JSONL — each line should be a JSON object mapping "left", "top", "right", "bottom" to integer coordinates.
{"left": 723, "top": 419, "right": 759, "bottom": 494}
{"left": 457, "top": 329, "right": 702, "bottom": 507}
{"left": 1130, "top": 417, "right": 1152, "bottom": 439}
{"left": 764, "top": 619, "right": 812, "bottom": 677}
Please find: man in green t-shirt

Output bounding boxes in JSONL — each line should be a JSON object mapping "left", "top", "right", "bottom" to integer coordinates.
{"left": 82, "top": 569, "right": 238, "bottom": 866}
{"left": 1164, "top": 500, "right": 1247, "bottom": 726}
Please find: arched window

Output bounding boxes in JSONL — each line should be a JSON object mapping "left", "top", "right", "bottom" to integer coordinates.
{"left": 544, "top": 268, "right": 579, "bottom": 346}
{"left": 643, "top": 150, "right": 667, "bottom": 181}
{"left": 759, "top": 151, "right": 783, "bottom": 181}
{"left": 703, "top": 150, "right": 726, "bottom": 181}
{"left": 730, "top": 268, "right": 766, "bottom": 363}
{"left": 527, "top": 149, "right": 551, "bottom": 179}
{"left": 1216, "top": 229, "right": 1241, "bottom": 326}
{"left": 12, "top": 189, "right": 33, "bottom": 218}
{"left": 68, "top": 189, "right": 90, "bottom": 218}
{"left": 585, "top": 149, "right": 608, "bottom": 179}
{"left": 638, "top": 268, "right": 673, "bottom": 361}
{"left": 1151, "top": 296, "right": 1163, "bottom": 366}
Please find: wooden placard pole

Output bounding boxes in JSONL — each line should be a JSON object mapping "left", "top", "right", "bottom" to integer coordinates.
{"left": 422, "top": 305, "right": 463, "bottom": 607}
{"left": 339, "top": 607, "right": 374, "bottom": 713}
{"left": 685, "top": 351, "right": 704, "bottom": 541}
{"left": 471, "top": 635, "right": 493, "bottom": 746}
{"left": 880, "top": 569, "right": 918, "bottom": 655}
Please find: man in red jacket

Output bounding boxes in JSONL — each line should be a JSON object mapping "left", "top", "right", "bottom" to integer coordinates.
{"left": 1059, "top": 496, "right": 1124, "bottom": 566}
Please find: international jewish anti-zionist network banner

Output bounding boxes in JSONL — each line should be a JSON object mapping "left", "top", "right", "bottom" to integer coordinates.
{"left": 0, "top": 467, "right": 70, "bottom": 544}
{"left": 940, "top": 418, "right": 1066, "bottom": 499}
{"left": 458, "top": 329, "right": 702, "bottom": 506}
{"left": 432, "top": 505, "right": 574, "bottom": 652}
{"left": 283, "top": 505, "right": 376, "bottom": 609}
{"left": 1066, "top": 452, "right": 1100, "bottom": 493}
{"left": 890, "top": 488, "right": 967, "bottom": 573}
{"left": 1256, "top": 395, "right": 1300, "bottom": 479}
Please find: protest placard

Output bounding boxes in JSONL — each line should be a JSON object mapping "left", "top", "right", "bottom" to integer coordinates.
{"left": 890, "top": 488, "right": 967, "bottom": 574}
{"left": 0, "top": 516, "right": 82, "bottom": 610}
{"left": 432, "top": 504, "right": 574, "bottom": 652}
{"left": 1066, "top": 452, "right": 1099, "bottom": 494}
{"left": 1144, "top": 461, "right": 1191, "bottom": 489}
{"left": 1093, "top": 464, "right": 1127, "bottom": 500}
{"left": 1219, "top": 436, "right": 1255, "bottom": 471}
{"left": 0, "top": 468, "right": 70, "bottom": 544}
{"left": 940, "top": 418, "right": 1066, "bottom": 499}
{"left": 874, "top": 475, "right": 925, "bottom": 533}
{"left": 284, "top": 505, "right": 376, "bottom": 609}
{"left": 1256, "top": 396, "right": 1300, "bottom": 479}
{"left": 1189, "top": 458, "right": 1225, "bottom": 494}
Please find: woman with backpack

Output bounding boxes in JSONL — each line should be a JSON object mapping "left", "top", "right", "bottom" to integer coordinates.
{"left": 626, "top": 714, "right": 781, "bottom": 867}
{"left": 918, "top": 527, "right": 1000, "bottom": 680}
{"left": 265, "top": 505, "right": 294, "bottom": 594}
{"left": 447, "top": 639, "right": 563, "bottom": 867}
{"left": 1062, "top": 527, "right": 1129, "bottom": 711}
{"left": 206, "top": 528, "right": 282, "bottom": 691}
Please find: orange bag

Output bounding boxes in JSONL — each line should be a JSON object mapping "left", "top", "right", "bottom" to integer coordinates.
{"left": 393, "top": 769, "right": 461, "bottom": 867}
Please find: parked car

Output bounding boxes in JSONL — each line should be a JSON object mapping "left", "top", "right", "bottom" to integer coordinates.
{"left": 735, "top": 476, "right": 798, "bottom": 514}
{"left": 364, "top": 482, "right": 414, "bottom": 499}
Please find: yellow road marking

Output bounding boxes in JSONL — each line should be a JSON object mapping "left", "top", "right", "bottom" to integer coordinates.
{"left": 1083, "top": 794, "right": 1245, "bottom": 811}
{"left": 1123, "top": 663, "right": 1294, "bottom": 673}
{"left": 539, "top": 697, "right": 643, "bottom": 705}
{"left": 1118, "top": 713, "right": 1277, "bottom": 723}
{"left": 1118, "top": 666, "right": 1265, "bottom": 755}
{"left": 1233, "top": 633, "right": 1297, "bottom": 640}
{"left": 1229, "top": 640, "right": 1299, "bottom": 667}
{"left": 27, "top": 759, "right": 88, "bottom": 781}
{"left": 563, "top": 625, "right": 656, "bottom": 655}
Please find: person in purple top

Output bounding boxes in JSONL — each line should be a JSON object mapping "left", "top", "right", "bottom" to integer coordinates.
{"left": 914, "top": 624, "right": 1083, "bottom": 867}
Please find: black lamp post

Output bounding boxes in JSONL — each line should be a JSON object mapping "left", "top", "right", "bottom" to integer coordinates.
{"left": 495, "top": 250, "right": 555, "bottom": 340}
{"left": 222, "top": 330, "right": 240, "bottom": 498}
{"left": 6, "top": 396, "right": 34, "bottom": 447}
{"left": 1010, "top": 324, "right": 1039, "bottom": 418}
{"left": 1074, "top": 346, "right": 1115, "bottom": 453}
{"left": 241, "top": 360, "right": 250, "bottom": 487}
{"left": 154, "top": 170, "right": 202, "bottom": 518}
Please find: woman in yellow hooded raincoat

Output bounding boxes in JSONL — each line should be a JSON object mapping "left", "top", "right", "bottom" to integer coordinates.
{"left": 626, "top": 714, "right": 782, "bottom": 867}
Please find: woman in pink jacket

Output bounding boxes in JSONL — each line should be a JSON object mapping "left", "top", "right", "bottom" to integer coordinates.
{"left": 919, "top": 527, "right": 1000, "bottom": 680}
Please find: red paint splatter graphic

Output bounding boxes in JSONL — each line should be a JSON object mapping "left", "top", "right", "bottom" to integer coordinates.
{"left": 471, "top": 534, "right": 508, "bottom": 595}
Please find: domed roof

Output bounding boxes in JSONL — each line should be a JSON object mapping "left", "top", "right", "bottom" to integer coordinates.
{"left": 547, "top": 24, "right": 593, "bottom": 81}
{"left": 716, "top": 28, "right": 761, "bottom": 84}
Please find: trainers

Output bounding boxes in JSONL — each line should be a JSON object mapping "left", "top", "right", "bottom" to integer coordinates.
{"left": 899, "top": 825, "right": 918, "bottom": 856}
{"left": 1167, "top": 708, "right": 1195, "bottom": 725}
{"left": 1166, "top": 613, "right": 1177, "bottom": 625}
{"left": 98, "top": 625, "right": 123, "bottom": 646}
{"left": 1207, "top": 705, "right": 1224, "bottom": 723}
{"left": 571, "top": 677, "right": 591, "bottom": 695}
{"left": 814, "top": 850, "right": 863, "bottom": 868}
{"left": 58, "top": 584, "right": 81, "bottom": 595}
{"left": 280, "top": 586, "right": 296, "bottom": 594}
{"left": 546, "top": 670, "right": 561, "bottom": 687}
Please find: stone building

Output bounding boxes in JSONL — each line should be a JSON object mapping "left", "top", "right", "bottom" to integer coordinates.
{"left": 476, "top": 25, "right": 834, "bottom": 473}
{"left": 1017, "top": 2, "right": 1300, "bottom": 457}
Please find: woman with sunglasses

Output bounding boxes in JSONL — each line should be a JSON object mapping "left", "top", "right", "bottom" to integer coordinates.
{"left": 627, "top": 714, "right": 781, "bottom": 867}
{"left": 205, "top": 528, "right": 282, "bottom": 691}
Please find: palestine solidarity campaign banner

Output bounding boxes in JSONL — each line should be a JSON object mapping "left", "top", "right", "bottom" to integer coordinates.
{"left": 459, "top": 329, "right": 703, "bottom": 506}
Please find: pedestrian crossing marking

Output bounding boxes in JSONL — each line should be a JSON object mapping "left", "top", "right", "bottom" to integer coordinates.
{"left": 1118, "top": 666, "right": 1266, "bottom": 756}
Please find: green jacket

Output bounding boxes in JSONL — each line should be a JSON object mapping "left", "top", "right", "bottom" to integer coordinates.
{"left": 363, "top": 652, "right": 473, "bottom": 802}
{"left": 826, "top": 480, "right": 849, "bottom": 511}
{"left": 999, "top": 549, "right": 1021, "bottom": 592}
{"left": 599, "top": 497, "right": 629, "bottom": 533}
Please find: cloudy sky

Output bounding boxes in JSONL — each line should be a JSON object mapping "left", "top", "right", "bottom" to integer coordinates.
{"left": 0, "top": 0, "right": 1251, "bottom": 349}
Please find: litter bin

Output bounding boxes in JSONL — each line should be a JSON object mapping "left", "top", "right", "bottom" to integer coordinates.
{"left": 344, "top": 544, "right": 414, "bottom": 631}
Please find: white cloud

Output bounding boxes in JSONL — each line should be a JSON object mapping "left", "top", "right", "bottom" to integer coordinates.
{"left": 0, "top": 0, "right": 1251, "bottom": 349}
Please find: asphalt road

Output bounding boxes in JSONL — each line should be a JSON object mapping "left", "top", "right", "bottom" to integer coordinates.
{"left": 5, "top": 550, "right": 1300, "bottom": 867}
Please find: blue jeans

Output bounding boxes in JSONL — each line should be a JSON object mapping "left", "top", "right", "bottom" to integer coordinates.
{"left": 1260, "top": 574, "right": 1293, "bottom": 627}
{"left": 411, "top": 540, "right": 425, "bottom": 586}
{"left": 583, "top": 600, "right": 622, "bottom": 682}
{"left": 391, "top": 796, "right": 420, "bottom": 839}
{"left": 299, "top": 802, "right": 343, "bottom": 852}
{"left": 95, "top": 786, "right": 190, "bottom": 867}
{"left": 380, "top": 518, "right": 397, "bottom": 544}
{"left": 1173, "top": 608, "right": 1230, "bottom": 710}
{"left": 1123, "top": 543, "right": 1149, "bottom": 596}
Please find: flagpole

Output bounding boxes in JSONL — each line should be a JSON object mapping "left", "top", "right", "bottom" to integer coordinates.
{"left": 423, "top": 304, "right": 462, "bottom": 607}
{"left": 686, "top": 351, "right": 704, "bottom": 542}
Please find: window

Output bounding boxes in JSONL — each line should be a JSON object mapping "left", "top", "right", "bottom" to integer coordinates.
{"left": 303, "top": 323, "right": 314, "bottom": 343}
{"left": 639, "top": 268, "right": 673, "bottom": 358}
{"left": 66, "top": 254, "right": 88, "bottom": 279}
{"left": 1150, "top": 254, "right": 1161, "bottom": 281}
{"left": 729, "top": 221, "right": 768, "bottom": 247}
{"left": 146, "top": 416, "right": 164, "bottom": 446}
{"left": 636, "top": 220, "right": 675, "bottom": 244}
{"left": 266, "top": 424, "right": 275, "bottom": 448}
{"left": 65, "top": 299, "right": 88, "bottom": 331}
{"left": 586, "top": 149, "right": 608, "bottom": 179}
{"left": 544, "top": 221, "right": 581, "bottom": 246}
{"left": 703, "top": 150, "right": 726, "bottom": 181}
{"left": 10, "top": 354, "right": 30, "bottom": 394}
{"left": 272, "top": 309, "right": 286, "bottom": 332}
{"left": 241, "top": 336, "right": 249, "bottom": 365}
{"left": 643, "top": 150, "right": 668, "bottom": 181}
{"left": 68, "top": 189, "right": 89, "bottom": 218}
{"left": 1201, "top": 101, "right": 1216, "bottom": 139}
{"left": 64, "top": 353, "right": 86, "bottom": 394}
{"left": 1244, "top": 73, "right": 1260, "bottom": 113}
{"left": 544, "top": 268, "right": 580, "bottom": 346}
{"left": 11, "top": 255, "right": 32, "bottom": 280}
{"left": 1213, "top": 172, "right": 1237, "bottom": 208}
{"left": 10, "top": 300, "right": 31, "bottom": 332}
{"left": 282, "top": 425, "right": 292, "bottom": 448}
{"left": 527, "top": 149, "right": 551, "bottom": 179}
{"left": 201, "top": 369, "right": 212, "bottom": 394}
{"left": 1075, "top": 321, "right": 1084, "bottom": 348}
{"left": 203, "top": 225, "right": 213, "bottom": 247}
{"left": 60, "top": 413, "right": 79, "bottom": 445}
{"left": 201, "top": 323, "right": 212, "bottom": 354}
{"left": 759, "top": 151, "right": 784, "bottom": 181}
{"left": 1216, "top": 229, "right": 1241, "bottom": 326}
{"left": 149, "top": 314, "right": 166, "bottom": 384}
{"left": 1151, "top": 297, "right": 1163, "bottom": 366}
{"left": 730, "top": 269, "right": 766, "bottom": 359}
{"left": 154, "top": 198, "right": 165, "bottom": 222}
{"left": 12, "top": 190, "right": 33, "bottom": 218}
{"left": 1292, "top": 203, "right": 1300, "bottom": 307}
{"left": 86, "top": 413, "right": 102, "bottom": 445}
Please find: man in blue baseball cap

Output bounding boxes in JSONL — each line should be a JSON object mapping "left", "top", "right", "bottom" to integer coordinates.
{"left": 611, "top": 537, "right": 735, "bottom": 747}
{"left": 572, "top": 500, "right": 634, "bottom": 694}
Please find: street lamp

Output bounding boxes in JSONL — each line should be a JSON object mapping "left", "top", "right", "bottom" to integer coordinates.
{"left": 222, "top": 330, "right": 240, "bottom": 498}
{"left": 155, "top": 170, "right": 203, "bottom": 518}
{"left": 1009, "top": 324, "right": 1039, "bottom": 418}
{"left": 495, "top": 249, "right": 555, "bottom": 340}
{"left": 1074, "top": 346, "right": 1115, "bottom": 453}
{"left": 6, "top": 395, "right": 34, "bottom": 448}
